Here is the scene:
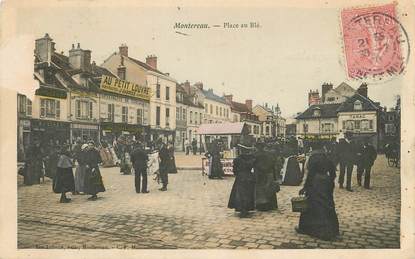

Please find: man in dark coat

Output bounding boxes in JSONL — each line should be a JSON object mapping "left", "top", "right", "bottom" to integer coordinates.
{"left": 228, "top": 144, "right": 256, "bottom": 218}
{"left": 253, "top": 142, "right": 279, "bottom": 211}
{"left": 296, "top": 142, "right": 339, "bottom": 241}
{"left": 357, "top": 140, "right": 377, "bottom": 189}
{"left": 131, "top": 142, "right": 149, "bottom": 193}
{"left": 191, "top": 139, "right": 197, "bottom": 155}
{"left": 335, "top": 133, "right": 357, "bottom": 191}
{"left": 158, "top": 142, "right": 169, "bottom": 191}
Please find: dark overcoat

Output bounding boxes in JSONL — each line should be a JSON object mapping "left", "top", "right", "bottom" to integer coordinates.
{"left": 298, "top": 150, "right": 339, "bottom": 241}
{"left": 84, "top": 148, "right": 106, "bottom": 195}
{"left": 254, "top": 150, "right": 278, "bottom": 211}
{"left": 228, "top": 154, "right": 256, "bottom": 212}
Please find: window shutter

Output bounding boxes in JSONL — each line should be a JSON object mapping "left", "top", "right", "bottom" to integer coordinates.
{"left": 76, "top": 100, "right": 80, "bottom": 118}
{"left": 89, "top": 102, "right": 93, "bottom": 119}
{"left": 56, "top": 100, "right": 60, "bottom": 119}
{"left": 40, "top": 99, "right": 45, "bottom": 117}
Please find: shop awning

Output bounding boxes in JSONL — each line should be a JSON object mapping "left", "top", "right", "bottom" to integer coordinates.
{"left": 196, "top": 122, "right": 246, "bottom": 135}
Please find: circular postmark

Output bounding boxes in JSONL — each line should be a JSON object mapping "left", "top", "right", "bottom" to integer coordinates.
{"left": 341, "top": 6, "right": 410, "bottom": 83}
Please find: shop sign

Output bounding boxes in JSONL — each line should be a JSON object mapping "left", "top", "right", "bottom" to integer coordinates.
{"left": 101, "top": 122, "right": 147, "bottom": 133}
{"left": 100, "top": 75, "right": 151, "bottom": 101}
{"left": 35, "top": 87, "right": 67, "bottom": 99}
{"left": 31, "top": 119, "right": 69, "bottom": 130}
{"left": 303, "top": 134, "right": 336, "bottom": 140}
{"left": 202, "top": 157, "right": 234, "bottom": 176}
{"left": 72, "top": 123, "right": 99, "bottom": 130}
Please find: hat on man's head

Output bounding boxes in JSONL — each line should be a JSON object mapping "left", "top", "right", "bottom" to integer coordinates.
{"left": 81, "top": 144, "right": 89, "bottom": 150}
{"left": 87, "top": 140, "right": 95, "bottom": 145}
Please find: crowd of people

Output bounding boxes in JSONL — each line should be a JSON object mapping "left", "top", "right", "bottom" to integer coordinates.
{"left": 20, "top": 136, "right": 178, "bottom": 202}
{"left": 20, "top": 131, "right": 385, "bottom": 242}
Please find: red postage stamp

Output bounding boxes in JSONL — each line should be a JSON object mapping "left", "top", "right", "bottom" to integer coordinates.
{"left": 341, "top": 3, "right": 408, "bottom": 80}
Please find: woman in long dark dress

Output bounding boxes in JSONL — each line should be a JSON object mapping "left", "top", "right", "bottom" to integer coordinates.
{"left": 84, "top": 141, "right": 106, "bottom": 200}
{"left": 53, "top": 146, "right": 75, "bottom": 203}
{"left": 296, "top": 143, "right": 339, "bottom": 241}
{"left": 44, "top": 142, "right": 59, "bottom": 180}
{"left": 207, "top": 140, "right": 224, "bottom": 179}
{"left": 167, "top": 142, "right": 178, "bottom": 174}
{"left": 23, "top": 141, "right": 44, "bottom": 185}
{"left": 228, "top": 144, "right": 256, "bottom": 218}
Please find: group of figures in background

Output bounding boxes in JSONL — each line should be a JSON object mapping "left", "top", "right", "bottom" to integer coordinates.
{"left": 19, "top": 134, "right": 178, "bottom": 203}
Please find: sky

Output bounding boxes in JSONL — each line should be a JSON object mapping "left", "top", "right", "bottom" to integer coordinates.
{"left": 8, "top": 3, "right": 405, "bottom": 117}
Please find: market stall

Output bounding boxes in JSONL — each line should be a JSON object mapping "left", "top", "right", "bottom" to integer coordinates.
{"left": 197, "top": 122, "right": 251, "bottom": 176}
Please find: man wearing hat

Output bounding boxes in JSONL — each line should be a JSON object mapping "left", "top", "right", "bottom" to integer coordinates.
{"left": 335, "top": 131, "right": 357, "bottom": 191}
{"left": 228, "top": 142, "right": 256, "bottom": 218}
{"left": 131, "top": 142, "right": 150, "bottom": 193}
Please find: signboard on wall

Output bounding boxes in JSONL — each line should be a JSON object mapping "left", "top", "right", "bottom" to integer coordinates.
{"left": 202, "top": 157, "right": 234, "bottom": 176}
{"left": 100, "top": 75, "right": 151, "bottom": 101}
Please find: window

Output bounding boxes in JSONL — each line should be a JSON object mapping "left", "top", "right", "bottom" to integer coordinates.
{"left": 210, "top": 104, "right": 213, "bottom": 114}
{"left": 254, "top": 125, "right": 259, "bottom": 134}
{"left": 343, "top": 120, "right": 354, "bottom": 130}
{"left": 156, "top": 106, "right": 161, "bottom": 126}
{"left": 122, "top": 106, "right": 128, "bottom": 123}
{"left": 166, "top": 86, "right": 170, "bottom": 101}
{"left": 18, "top": 95, "right": 26, "bottom": 114}
{"left": 354, "top": 100, "right": 362, "bottom": 110}
{"left": 354, "top": 120, "right": 361, "bottom": 130}
{"left": 303, "top": 124, "right": 308, "bottom": 133}
{"left": 266, "top": 126, "right": 270, "bottom": 135}
{"left": 156, "top": 84, "right": 160, "bottom": 98}
{"left": 107, "top": 104, "right": 114, "bottom": 121}
{"left": 361, "top": 120, "right": 373, "bottom": 131}
{"left": 313, "top": 108, "right": 321, "bottom": 117}
{"left": 195, "top": 112, "right": 198, "bottom": 124}
{"left": 183, "top": 108, "right": 186, "bottom": 121}
{"left": 220, "top": 107, "right": 223, "bottom": 116}
{"left": 205, "top": 103, "right": 208, "bottom": 113}
{"left": 117, "top": 67, "right": 126, "bottom": 80}
{"left": 166, "top": 108, "right": 170, "bottom": 127}
{"left": 322, "top": 123, "right": 334, "bottom": 133}
{"left": 190, "top": 111, "right": 193, "bottom": 123}
{"left": 137, "top": 108, "right": 143, "bottom": 124}
{"left": 200, "top": 113, "right": 202, "bottom": 125}
{"left": 327, "top": 97, "right": 335, "bottom": 102}
{"left": 40, "top": 98, "right": 60, "bottom": 119}
{"left": 176, "top": 107, "right": 180, "bottom": 120}
{"left": 385, "top": 123, "right": 396, "bottom": 134}
{"left": 75, "top": 100, "right": 93, "bottom": 120}
{"left": 27, "top": 99, "right": 32, "bottom": 116}
{"left": 216, "top": 106, "right": 218, "bottom": 116}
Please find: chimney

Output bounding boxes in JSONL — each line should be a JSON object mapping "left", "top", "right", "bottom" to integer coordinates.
{"left": 194, "top": 82, "right": 204, "bottom": 90}
{"left": 245, "top": 99, "right": 253, "bottom": 111}
{"left": 119, "top": 44, "right": 128, "bottom": 57}
{"left": 321, "top": 82, "right": 333, "bottom": 103}
{"left": 146, "top": 55, "right": 157, "bottom": 69}
{"left": 68, "top": 43, "right": 92, "bottom": 72}
{"left": 357, "top": 82, "right": 368, "bottom": 98}
{"left": 308, "top": 90, "right": 320, "bottom": 106}
{"left": 34, "top": 33, "right": 55, "bottom": 65}
{"left": 183, "top": 80, "right": 191, "bottom": 94}
{"left": 224, "top": 94, "right": 233, "bottom": 103}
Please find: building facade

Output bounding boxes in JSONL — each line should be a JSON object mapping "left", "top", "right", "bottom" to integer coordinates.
{"left": 102, "top": 45, "right": 176, "bottom": 143}
{"left": 193, "top": 85, "right": 231, "bottom": 124}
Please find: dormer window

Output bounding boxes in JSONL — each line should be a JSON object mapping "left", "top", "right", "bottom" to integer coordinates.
{"left": 313, "top": 107, "right": 321, "bottom": 117}
{"left": 354, "top": 100, "right": 362, "bottom": 111}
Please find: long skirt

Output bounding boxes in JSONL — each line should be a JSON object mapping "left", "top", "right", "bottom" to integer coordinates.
{"left": 53, "top": 167, "right": 75, "bottom": 193}
{"left": 100, "top": 148, "right": 114, "bottom": 167}
{"left": 210, "top": 156, "right": 224, "bottom": 178}
{"left": 167, "top": 157, "right": 178, "bottom": 174}
{"left": 298, "top": 174, "right": 339, "bottom": 240}
{"left": 75, "top": 164, "right": 87, "bottom": 193}
{"left": 44, "top": 156, "right": 58, "bottom": 179}
{"left": 84, "top": 167, "right": 106, "bottom": 195}
{"left": 255, "top": 172, "right": 278, "bottom": 211}
{"left": 24, "top": 160, "right": 43, "bottom": 185}
{"left": 228, "top": 177, "right": 255, "bottom": 212}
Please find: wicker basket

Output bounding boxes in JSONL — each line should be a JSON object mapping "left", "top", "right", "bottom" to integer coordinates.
{"left": 291, "top": 196, "right": 308, "bottom": 212}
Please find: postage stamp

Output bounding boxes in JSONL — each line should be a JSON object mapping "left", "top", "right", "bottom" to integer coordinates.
{"left": 341, "top": 3, "right": 409, "bottom": 80}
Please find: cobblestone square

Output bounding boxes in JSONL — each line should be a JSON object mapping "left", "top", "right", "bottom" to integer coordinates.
{"left": 17, "top": 155, "right": 400, "bottom": 249}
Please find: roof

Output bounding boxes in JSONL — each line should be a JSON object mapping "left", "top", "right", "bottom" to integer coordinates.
{"left": 296, "top": 103, "right": 342, "bottom": 119}
{"left": 202, "top": 89, "right": 228, "bottom": 104}
{"left": 336, "top": 93, "right": 380, "bottom": 113}
{"left": 125, "top": 55, "right": 167, "bottom": 76}
{"left": 197, "top": 122, "right": 246, "bottom": 135}
{"left": 231, "top": 101, "right": 250, "bottom": 113}
{"left": 335, "top": 82, "right": 355, "bottom": 93}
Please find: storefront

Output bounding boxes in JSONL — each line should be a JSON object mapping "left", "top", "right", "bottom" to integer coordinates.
{"left": 17, "top": 118, "right": 32, "bottom": 162}
{"left": 100, "top": 122, "right": 150, "bottom": 145}
{"left": 30, "top": 118, "right": 71, "bottom": 146}
{"left": 71, "top": 122, "right": 99, "bottom": 143}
